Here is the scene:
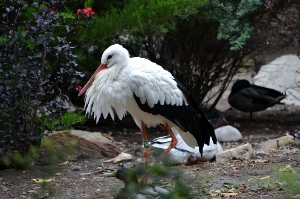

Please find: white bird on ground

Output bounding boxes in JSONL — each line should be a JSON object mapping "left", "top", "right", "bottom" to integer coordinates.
{"left": 152, "top": 134, "right": 222, "bottom": 165}
{"left": 78, "top": 44, "right": 216, "bottom": 170}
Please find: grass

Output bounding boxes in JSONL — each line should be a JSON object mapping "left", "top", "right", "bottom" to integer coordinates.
{"left": 274, "top": 165, "right": 300, "bottom": 198}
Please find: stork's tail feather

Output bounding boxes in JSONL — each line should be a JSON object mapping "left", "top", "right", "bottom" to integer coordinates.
{"left": 198, "top": 109, "right": 217, "bottom": 145}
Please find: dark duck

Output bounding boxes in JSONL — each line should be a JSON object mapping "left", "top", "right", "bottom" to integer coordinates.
{"left": 106, "top": 167, "right": 170, "bottom": 199}
{"left": 228, "top": 79, "right": 286, "bottom": 120}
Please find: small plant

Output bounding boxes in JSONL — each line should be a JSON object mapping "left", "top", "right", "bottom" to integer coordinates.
{"left": 257, "top": 177, "right": 282, "bottom": 190}
{"left": 274, "top": 165, "right": 300, "bottom": 197}
{"left": 132, "top": 164, "right": 195, "bottom": 198}
{"left": 43, "top": 111, "right": 86, "bottom": 131}
{"left": 198, "top": 175, "right": 213, "bottom": 196}
{"left": 39, "top": 137, "right": 77, "bottom": 170}
{"left": 2, "top": 147, "right": 39, "bottom": 169}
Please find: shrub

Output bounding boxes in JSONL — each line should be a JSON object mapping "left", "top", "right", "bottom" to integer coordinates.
{"left": 0, "top": 0, "right": 93, "bottom": 156}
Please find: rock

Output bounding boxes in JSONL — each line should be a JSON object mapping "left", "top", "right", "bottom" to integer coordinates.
{"left": 39, "top": 131, "right": 121, "bottom": 163}
{"left": 70, "top": 130, "right": 113, "bottom": 144}
{"left": 216, "top": 143, "right": 253, "bottom": 163}
{"left": 215, "top": 125, "right": 242, "bottom": 142}
{"left": 253, "top": 136, "right": 294, "bottom": 152}
{"left": 71, "top": 166, "right": 81, "bottom": 171}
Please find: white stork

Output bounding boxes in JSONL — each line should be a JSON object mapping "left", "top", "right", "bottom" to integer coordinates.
{"left": 78, "top": 44, "right": 216, "bottom": 166}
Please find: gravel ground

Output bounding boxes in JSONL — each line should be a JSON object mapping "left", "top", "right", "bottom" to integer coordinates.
{"left": 1, "top": 105, "right": 300, "bottom": 199}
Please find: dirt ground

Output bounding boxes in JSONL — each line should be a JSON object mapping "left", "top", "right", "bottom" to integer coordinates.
{"left": 1, "top": 105, "right": 300, "bottom": 199}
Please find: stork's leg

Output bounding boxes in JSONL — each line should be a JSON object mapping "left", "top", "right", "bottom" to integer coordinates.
{"left": 141, "top": 121, "right": 150, "bottom": 166}
{"left": 155, "top": 123, "right": 178, "bottom": 161}
{"left": 139, "top": 123, "right": 178, "bottom": 183}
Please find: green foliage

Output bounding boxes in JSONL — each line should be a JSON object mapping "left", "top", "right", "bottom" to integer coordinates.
{"left": 205, "top": 0, "right": 263, "bottom": 50}
{"left": 257, "top": 177, "right": 282, "bottom": 191}
{"left": 39, "top": 137, "right": 77, "bottom": 170}
{"left": 274, "top": 165, "right": 300, "bottom": 197}
{"left": 84, "top": 0, "right": 94, "bottom": 8}
{"left": 78, "top": 0, "right": 206, "bottom": 44}
{"left": 197, "top": 175, "right": 213, "bottom": 196}
{"left": 43, "top": 111, "right": 86, "bottom": 131}
{"left": 148, "top": 164, "right": 195, "bottom": 198}
{"left": 11, "top": 150, "right": 34, "bottom": 169}
{"left": 2, "top": 147, "right": 40, "bottom": 169}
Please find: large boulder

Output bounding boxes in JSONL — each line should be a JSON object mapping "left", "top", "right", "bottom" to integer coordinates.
{"left": 39, "top": 130, "right": 121, "bottom": 163}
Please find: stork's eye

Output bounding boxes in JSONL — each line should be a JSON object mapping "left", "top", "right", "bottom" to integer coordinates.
{"left": 107, "top": 55, "right": 113, "bottom": 60}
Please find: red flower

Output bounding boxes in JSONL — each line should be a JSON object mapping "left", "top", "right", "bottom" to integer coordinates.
{"left": 77, "top": 7, "right": 95, "bottom": 18}
{"left": 82, "top": 9, "right": 88, "bottom": 14}
{"left": 76, "top": 86, "right": 83, "bottom": 93}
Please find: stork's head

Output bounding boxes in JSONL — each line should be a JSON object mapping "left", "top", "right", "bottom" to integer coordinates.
{"left": 101, "top": 44, "right": 130, "bottom": 68}
{"left": 78, "top": 44, "right": 130, "bottom": 96}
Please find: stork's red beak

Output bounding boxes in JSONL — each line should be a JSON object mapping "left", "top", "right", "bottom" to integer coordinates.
{"left": 78, "top": 64, "right": 107, "bottom": 96}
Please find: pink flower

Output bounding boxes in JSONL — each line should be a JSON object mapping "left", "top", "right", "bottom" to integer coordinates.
{"left": 77, "top": 7, "right": 95, "bottom": 18}
{"left": 82, "top": 9, "right": 88, "bottom": 14}
{"left": 76, "top": 86, "right": 83, "bottom": 93}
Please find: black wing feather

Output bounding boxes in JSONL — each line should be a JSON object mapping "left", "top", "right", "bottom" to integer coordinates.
{"left": 133, "top": 78, "right": 216, "bottom": 154}
{"left": 251, "top": 85, "right": 286, "bottom": 100}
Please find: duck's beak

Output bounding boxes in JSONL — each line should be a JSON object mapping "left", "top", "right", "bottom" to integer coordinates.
{"left": 78, "top": 64, "right": 107, "bottom": 96}
{"left": 103, "top": 172, "right": 117, "bottom": 177}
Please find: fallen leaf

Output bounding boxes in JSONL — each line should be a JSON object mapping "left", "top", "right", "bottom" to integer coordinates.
{"left": 260, "top": 176, "right": 270, "bottom": 180}
{"left": 238, "top": 184, "right": 247, "bottom": 193}
{"left": 214, "top": 189, "right": 221, "bottom": 194}
{"left": 253, "top": 159, "right": 269, "bottom": 163}
{"left": 27, "top": 190, "right": 38, "bottom": 193}
{"left": 1, "top": 185, "right": 8, "bottom": 191}
{"left": 221, "top": 192, "right": 238, "bottom": 197}
{"left": 80, "top": 172, "right": 93, "bottom": 176}
{"left": 102, "top": 133, "right": 114, "bottom": 140}
{"left": 278, "top": 165, "right": 294, "bottom": 172}
{"left": 230, "top": 188, "right": 236, "bottom": 192}
{"left": 58, "top": 161, "right": 69, "bottom": 166}
{"left": 32, "top": 178, "right": 52, "bottom": 183}
{"left": 103, "top": 152, "right": 132, "bottom": 163}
